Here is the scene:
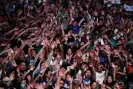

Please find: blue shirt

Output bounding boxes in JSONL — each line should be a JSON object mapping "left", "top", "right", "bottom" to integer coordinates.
{"left": 72, "top": 26, "right": 80, "bottom": 34}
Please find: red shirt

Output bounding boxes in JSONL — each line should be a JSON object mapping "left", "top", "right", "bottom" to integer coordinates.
{"left": 128, "top": 65, "right": 133, "bottom": 74}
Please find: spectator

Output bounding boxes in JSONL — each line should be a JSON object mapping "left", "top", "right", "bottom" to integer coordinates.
{"left": 0, "top": 0, "right": 133, "bottom": 89}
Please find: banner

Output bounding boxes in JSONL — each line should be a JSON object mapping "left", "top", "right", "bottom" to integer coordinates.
{"left": 124, "top": 4, "right": 133, "bottom": 12}
{"left": 104, "top": 0, "right": 121, "bottom": 4}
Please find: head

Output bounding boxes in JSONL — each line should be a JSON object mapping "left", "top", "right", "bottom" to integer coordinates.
{"left": 31, "top": 49, "right": 37, "bottom": 57}
{"left": 97, "top": 63, "right": 103, "bottom": 72}
{"left": 21, "top": 80, "right": 26, "bottom": 89}
{"left": 73, "top": 80, "right": 81, "bottom": 89}
{"left": 20, "top": 62, "right": 26, "bottom": 71}
{"left": 105, "top": 44, "right": 111, "bottom": 50}
{"left": 40, "top": 62, "right": 46, "bottom": 70}
{"left": 20, "top": 51, "right": 25, "bottom": 60}
{"left": 89, "top": 51, "right": 95, "bottom": 58}
{"left": 86, "top": 34, "right": 90, "bottom": 41}
{"left": 26, "top": 75, "right": 32, "bottom": 83}
{"left": 81, "top": 63, "right": 88, "bottom": 71}
{"left": 107, "top": 76, "right": 113, "bottom": 83}
{"left": 46, "top": 70, "right": 52, "bottom": 79}
{"left": 93, "top": 10, "right": 98, "bottom": 16}
{"left": 67, "top": 48, "right": 72, "bottom": 55}
{"left": 118, "top": 45, "right": 124, "bottom": 51}
{"left": 54, "top": 53, "right": 61, "bottom": 60}
{"left": 73, "top": 21, "right": 78, "bottom": 26}
{"left": 91, "top": 82, "right": 97, "bottom": 89}
{"left": 85, "top": 70, "right": 91, "bottom": 78}
{"left": 59, "top": 78, "right": 65, "bottom": 87}
{"left": 101, "top": 10, "right": 105, "bottom": 16}
{"left": 117, "top": 40, "right": 122, "bottom": 45}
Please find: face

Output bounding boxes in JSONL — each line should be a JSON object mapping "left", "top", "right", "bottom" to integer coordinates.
{"left": 86, "top": 35, "right": 90, "bottom": 40}
{"left": 105, "top": 45, "right": 111, "bottom": 50}
{"left": 47, "top": 71, "right": 52, "bottom": 78}
{"left": 91, "top": 82, "right": 97, "bottom": 89}
{"left": 101, "top": 10, "right": 105, "bottom": 16}
{"left": 117, "top": 40, "right": 122, "bottom": 45}
{"left": 20, "top": 51, "right": 25, "bottom": 60}
{"left": 89, "top": 51, "right": 94, "bottom": 57}
{"left": 118, "top": 45, "right": 123, "bottom": 51}
{"left": 104, "top": 39, "right": 108, "bottom": 45}
{"left": 121, "top": 37, "right": 125, "bottom": 43}
{"left": 68, "top": 30, "right": 72, "bottom": 36}
{"left": 27, "top": 75, "right": 32, "bottom": 82}
{"left": 32, "top": 49, "right": 36, "bottom": 57}
{"left": 59, "top": 80, "right": 64, "bottom": 87}
{"left": 93, "top": 11, "right": 98, "bottom": 16}
{"left": 67, "top": 49, "right": 72, "bottom": 55}
{"left": 97, "top": 65, "right": 103, "bottom": 72}
{"left": 85, "top": 70, "right": 91, "bottom": 78}
{"left": 73, "top": 80, "right": 81, "bottom": 89}
{"left": 21, "top": 80, "right": 26, "bottom": 88}
{"left": 107, "top": 76, "right": 113, "bottom": 83}
{"left": 113, "top": 9, "right": 116, "bottom": 14}
{"left": 20, "top": 62, "right": 26, "bottom": 71}
{"left": 74, "top": 86, "right": 81, "bottom": 89}
{"left": 73, "top": 21, "right": 77, "bottom": 26}
{"left": 40, "top": 62, "right": 46, "bottom": 69}
{"left": 39, "top": 54, "right": 44, "bottom": 61}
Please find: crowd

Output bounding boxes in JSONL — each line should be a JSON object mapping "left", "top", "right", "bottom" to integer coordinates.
{"left": 0, "top": 0, "right": 133, "bottom": 89}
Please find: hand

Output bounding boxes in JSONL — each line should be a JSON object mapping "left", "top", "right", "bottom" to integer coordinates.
{"left": 112, "top": 63, "right": 115, "bottom": 69}
{"left": 40, "top": 69, "right": 45, "bottom": 74}
{"left": 87, "top": 41, "right": 91, "bottom": 45}
{"left": 68, "top": 75, "right": 73, "bottom": 82}
{"left": 105, "top": 50, "right": 111, "bottom": 55}
{"left": 104, "top": 35, "right": 108, "bottom": 39}
{"left": 44, "top": 39, "right": 49, "bottom": 46}
{"left": 70, "top": 9, "right": 73, "bottom": 13}
{"left": 94, "top": 51, "right": 98, "bottom": 56}
{"left": 64, "top": 35, "right": 68, "bottom": 42}
{"left": 61, "top": 24, "right": 64, "bottom": 30}
{"left": 27, "top": 13, "right": 30, "bottom": 16}
{"left": 94, "top": 40, "right": 98, "bottom": 45}
{"left": 16, "top": 67, "right": 20, "bottom": 73}
{"left": 11, "top": 60, "right": 17, "bottom": 67}
{"left": 28, "top": 83, "right": 34, "bottom": 88}
{"left": 44, "top": 62, "right": 49, "bottom": 68}
{"left": 89, "top": 63, "right": 93, "bottom": 68}
{"left": 114, "top": 50, "right": 119, "bottom": 55}
{"left": 56, "top": 39, "right": 60, "bottom": 44}
{"left": 76, "top": 51, "right": 82, "bottom": 57}
{"left": 10, "top": 73, "right": 15, "bottom": 81}
{"left": 30, "top": 66, "right": 35, "bottom": 71}
{"left": 77, "top": 74, "right": 82, "bottom": 83}
{"left": 56, "top": 64, "right": 60, "bottom": 71}
{"left": 58, "top": 68, "right": 65, "bottom": 77}
{"left": 54, "top": 84, "right": 60, "bottom": 89}
{"left": 95, "top": 47, "right": 99, "bottom": 51}
{"left": 72, "top": 62, "right": 77, "bottom": 68}
{"left": 23, "top": 40, "right": 29, "bottom": 45}
{"left": 51, "top": 44, "right": 55, "bottom": 49}
{"left": 35, "top": 84, "right": 44, "bottom": 89}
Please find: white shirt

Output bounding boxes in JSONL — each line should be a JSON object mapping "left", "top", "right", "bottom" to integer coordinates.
{"left": 96, "top": 71, "right": 105, "bottom": 84}
{"left": 50, "top": 57, "right": 63, "bottom": 66}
